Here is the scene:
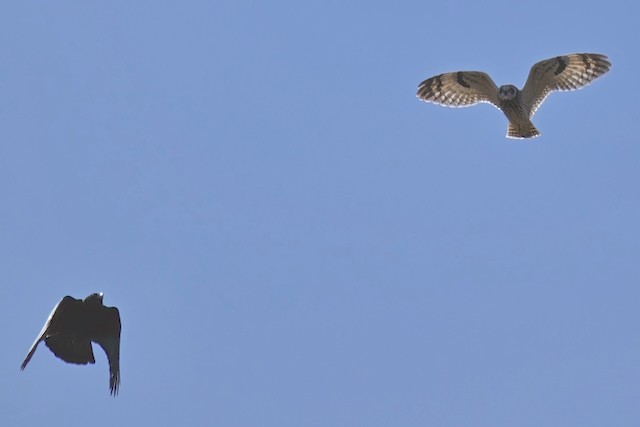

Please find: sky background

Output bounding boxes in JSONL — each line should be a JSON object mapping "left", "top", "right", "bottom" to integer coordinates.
{"left": 2, "top": 1, "right": 639, "bottom": 426}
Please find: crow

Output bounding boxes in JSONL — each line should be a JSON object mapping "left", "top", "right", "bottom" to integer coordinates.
{"left": 21, "top": 293, "right": 121, "bottom": 396}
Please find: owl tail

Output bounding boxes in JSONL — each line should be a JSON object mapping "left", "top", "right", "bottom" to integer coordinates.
{"left": 506, "top": 121, "right": 541, "bottom": 139}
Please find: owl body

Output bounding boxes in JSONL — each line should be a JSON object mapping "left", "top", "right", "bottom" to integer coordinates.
{"left": 416, "top": 53, "right": 611, "bottom": 139}
{"left": 497, "top": 85, "right": 539, "bottom": 138}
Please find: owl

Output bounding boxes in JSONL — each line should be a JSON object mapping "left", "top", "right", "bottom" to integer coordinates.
{"left": 416, "top": 53, "right": 611, "bottom": 139}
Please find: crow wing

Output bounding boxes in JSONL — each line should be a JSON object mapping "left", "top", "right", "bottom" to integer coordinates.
{"left": 92, "top": 305, "right": 121, "bottom": 396}
{"left": 21, "top": 296, "right": 95, "bottom": 370}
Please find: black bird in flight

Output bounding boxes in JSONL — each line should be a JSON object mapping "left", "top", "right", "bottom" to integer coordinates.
{"left": 20, "top": 293, "right": 121, "bottom": 396}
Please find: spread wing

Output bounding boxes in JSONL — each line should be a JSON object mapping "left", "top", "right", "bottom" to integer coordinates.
{"left": 21, "top": 296, "right": 94, "bottom": 370}
{"left": 45, "top": 334, "right": 95, "bottom": 365}
{"left": 92, "top": 305, "right": 121, "bottom": 396}
{"left": 521, "top": 53, "right": 611, "bottom": 117}
{"left": 416, "top": 71, "right": 500, "bottom": 108}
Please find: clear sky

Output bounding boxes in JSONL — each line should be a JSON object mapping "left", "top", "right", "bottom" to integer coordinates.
{"left": 3, "top": 1, "right": 639, "bottom": 426}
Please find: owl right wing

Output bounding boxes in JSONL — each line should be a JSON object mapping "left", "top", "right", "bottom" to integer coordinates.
{"left": 521, "top": 53, "right": 611, "bottom": 117}
{"left": 416, "top": 71, "right": 500, "bottom": 108}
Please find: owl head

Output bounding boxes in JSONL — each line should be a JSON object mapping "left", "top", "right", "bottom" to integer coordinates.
{"left": 498, "top": 85, "right": 518, "bottom": 101}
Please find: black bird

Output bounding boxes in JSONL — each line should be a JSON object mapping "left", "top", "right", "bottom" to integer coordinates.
{"left": 20, "top": 293, "right": 121, "bottom": 396}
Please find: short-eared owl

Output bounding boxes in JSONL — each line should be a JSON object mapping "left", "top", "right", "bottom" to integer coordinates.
{"left": 416, "top": 53, "right": 611, "bottom": 139}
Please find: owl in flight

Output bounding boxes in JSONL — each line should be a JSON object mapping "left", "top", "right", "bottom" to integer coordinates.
{"left": 21, "top": 293, "right": 121, "bottom": 396}
{"left": 416, "top": 53, "right": 611, "bottom": 139}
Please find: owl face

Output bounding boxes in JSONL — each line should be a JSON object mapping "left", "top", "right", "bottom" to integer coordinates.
{"left": 498, "top": 85, "right": 518, "bottom": 101}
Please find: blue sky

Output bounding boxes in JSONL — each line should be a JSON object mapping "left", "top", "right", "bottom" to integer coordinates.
{"left": 3, "top": 1, "right": 639, "bottom": 426}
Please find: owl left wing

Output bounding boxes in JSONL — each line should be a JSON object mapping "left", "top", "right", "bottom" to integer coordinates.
{"left": 521, "top": 53, "right": 611, "bottom": 117}
{"left": 417, "top": 71, "right": 500, "bottom": 108}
